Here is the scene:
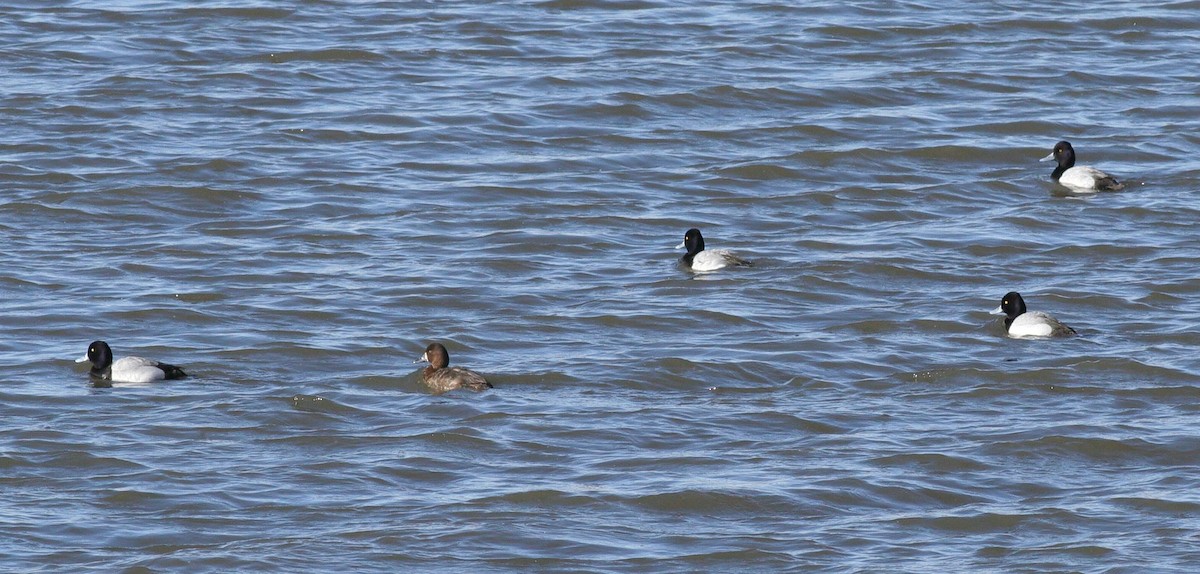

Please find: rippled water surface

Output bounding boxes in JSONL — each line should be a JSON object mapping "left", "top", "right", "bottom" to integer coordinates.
{"left": 4, "top": 1, "right": 1200, "bottom": 572}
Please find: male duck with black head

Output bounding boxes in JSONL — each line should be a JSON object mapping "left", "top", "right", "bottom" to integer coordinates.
{"left": 1041, "top": 140, "right": 1124, "bottom": 192}
{"left": 676, "top": 228, "right": 751, "bottom": 272}
{"left": 991, "top": 292, "right": 1077, "bottom": 338}
{"left": 76, "top": 340, "right": 187, "bottom": 387}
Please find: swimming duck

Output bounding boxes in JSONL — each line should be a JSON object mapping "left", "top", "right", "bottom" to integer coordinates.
{"left": 414, "top": 342, "right": 492, "bottom": 393}
{"left": 1041, "top": 140, "right": 1124, "bottom": 192}
{"left": 76, "top": 340, "right": 187, "bottom": 385}
{"left": 676, "top": 228, "right": 751, "bottom": 272}
{"left": 991, "top": 292, "right": 1077, "bottom": 338}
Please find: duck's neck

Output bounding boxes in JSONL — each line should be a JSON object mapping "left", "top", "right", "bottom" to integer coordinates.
{"left": 1052, "top": 155, "right": 1073, "bottom": 180}
{"left": 1004, "top": 308, "right": 1025, "bottom": 329}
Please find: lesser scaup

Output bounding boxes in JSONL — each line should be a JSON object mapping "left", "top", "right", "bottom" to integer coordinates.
{"left": 76, "top": 340, "right": 187, "bottom": 385}
{"left": 1041, "top": 140, "right": 1124, "bottom": 192}
{"left": 414, "top": 342, "right": 492, "bottom": 394}
{"left": 991, "top": 291, "right": 1077, "bottom": 338}
{"left": 676, "top": 228, "right": 751, "bottom": 272}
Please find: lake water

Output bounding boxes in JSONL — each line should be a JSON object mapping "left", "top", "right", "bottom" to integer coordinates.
{"left": 3, "top": 2, "right": 1200, "bottom": 572}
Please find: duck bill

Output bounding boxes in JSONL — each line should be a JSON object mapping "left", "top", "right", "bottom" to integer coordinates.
{"left": 75, "top": 354, "right": 89, "bottom": 363}
{"left": 413, "top": 352, "right": 428, "bottom": 364}
{"left": 1039, "top": 152, "right": 1054, "bottom": 162}
{"left": 674, "top": 241, "right": 685, "bottom": 250}
{"left": 989, "top": 305, "right": 1005, "bottom": 316}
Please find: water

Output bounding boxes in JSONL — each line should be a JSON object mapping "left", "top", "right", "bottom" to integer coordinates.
{"left": 3, "top": 2, "right": 1200, "bottom": 571}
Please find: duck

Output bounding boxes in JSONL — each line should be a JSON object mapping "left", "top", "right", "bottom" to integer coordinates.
{"left": 76, "top": 340, "right": 187, "bottom": 385}
{"left": 1041, "top": 140, "right": 1124, "bottom": 192}
{"left": 991, "top": 292, "right": 1077, "bottom": 338}
{"left": 414, "top": 342, "right": 492, "bottom": 394}
{"left": 675, "top": 228, "right": 751, "bottom": 272}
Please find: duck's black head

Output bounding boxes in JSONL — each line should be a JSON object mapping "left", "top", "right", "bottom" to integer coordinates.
{"left": 84, "top": 341, "right": 113, "bottom": 370}
{"left": 1044, "top": 141, "right": 1076, "bottom": 179}
{"left": 997, "top": 291, "right": 1027, "bottom": 319}
{"left": 679, "top": 227, "right": 706, "bottom": 259}
{"left": 77, "top": 340, "right": 113, "bottom": 380}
